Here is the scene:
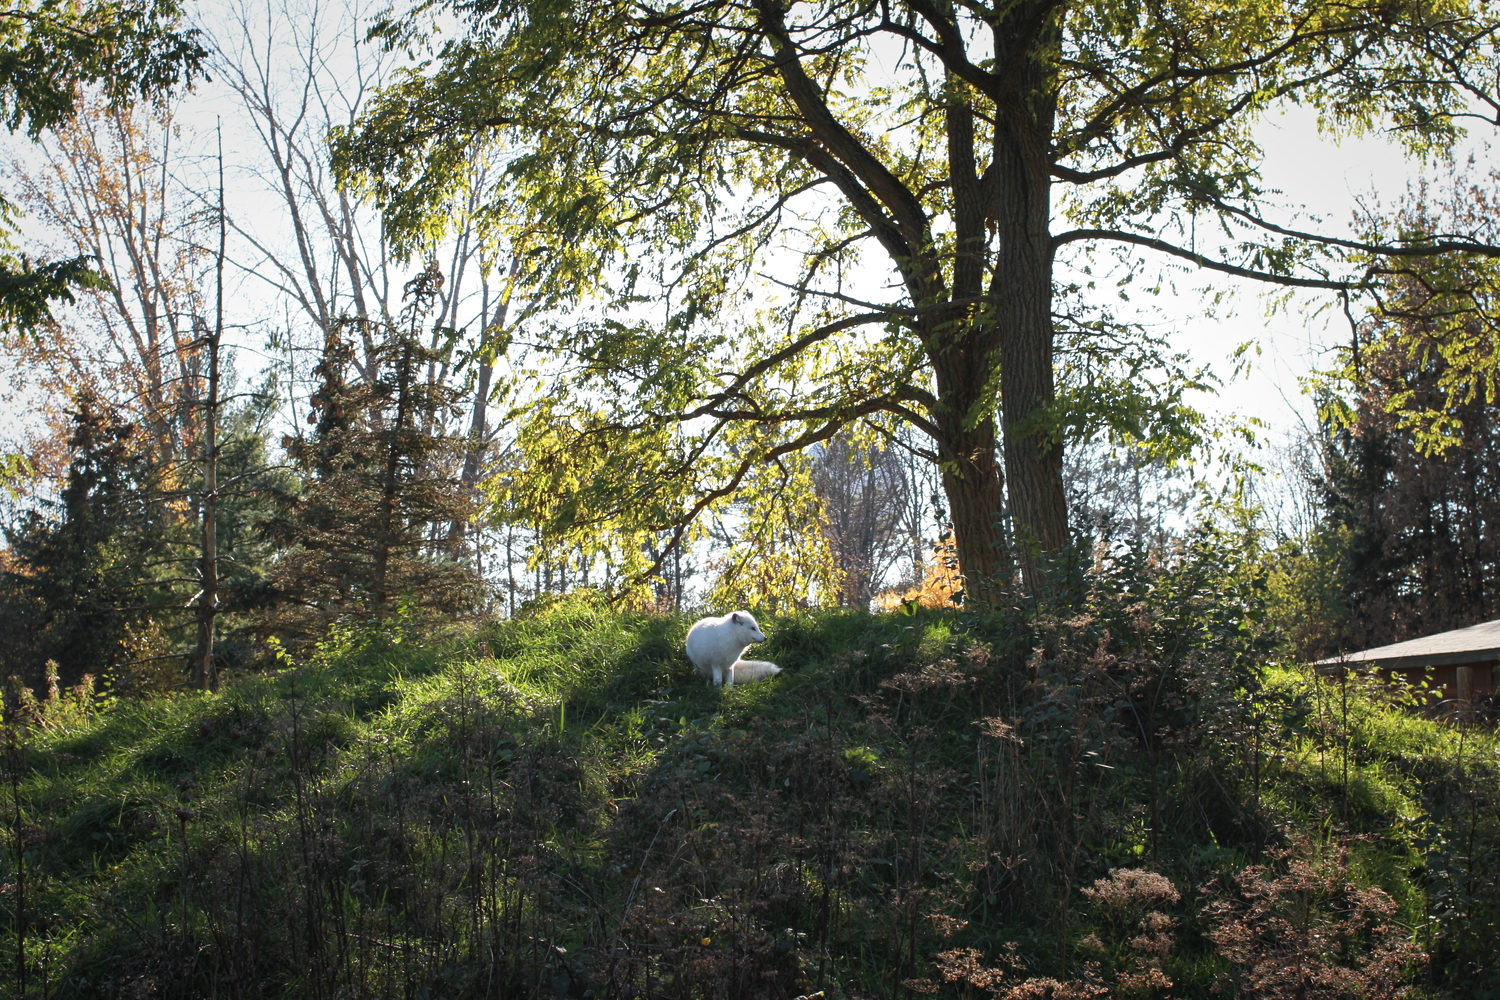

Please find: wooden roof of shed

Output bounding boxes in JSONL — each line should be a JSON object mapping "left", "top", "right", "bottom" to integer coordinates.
{"left": 1315, "top": 619, "right": 1500, "bottom": 672}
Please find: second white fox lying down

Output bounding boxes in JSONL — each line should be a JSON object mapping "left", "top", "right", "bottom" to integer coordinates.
{"left": 685, "top": 610, "right": 782, "bottom": 689}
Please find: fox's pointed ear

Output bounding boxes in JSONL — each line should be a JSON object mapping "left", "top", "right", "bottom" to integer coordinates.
{"left": 731, "top": 612, "right": 743, "bottom": 624}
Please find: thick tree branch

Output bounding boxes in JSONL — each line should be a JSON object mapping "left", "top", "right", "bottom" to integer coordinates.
{"left": 733, "top": 126, "right": 918, "bottom": 287}
{"left": 754, "top": 0, "right": 932, "bottom": 251}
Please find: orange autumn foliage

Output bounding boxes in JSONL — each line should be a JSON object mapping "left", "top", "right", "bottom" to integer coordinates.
{"left": 874, "top": 538, "right": 962, "bottom": 611}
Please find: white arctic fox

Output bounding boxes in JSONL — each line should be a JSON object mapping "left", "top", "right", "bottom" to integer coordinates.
{"left": 685, "top": 610, "right": 782, "bottom": 689}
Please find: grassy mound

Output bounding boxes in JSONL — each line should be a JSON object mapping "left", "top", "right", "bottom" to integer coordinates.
{"left": 1, "top": 595, "right": 1495, "bottom": 998}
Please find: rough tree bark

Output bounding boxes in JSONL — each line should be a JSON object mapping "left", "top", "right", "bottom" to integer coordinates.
{"left": 993, "top": 18, "right": 1070, "bottom": 579}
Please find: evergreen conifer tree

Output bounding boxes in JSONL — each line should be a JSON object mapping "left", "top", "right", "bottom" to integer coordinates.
{"left": 262, "top": 266, "right": 482, "bottom": 642}
{"left": 0, "top": 390, "right": 172, "bottom": 689}
{"left": 1313, "top": 337, "right": 1500, "bottom": 652}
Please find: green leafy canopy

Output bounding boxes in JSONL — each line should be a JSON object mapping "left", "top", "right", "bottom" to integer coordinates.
{"left": 336, "top": 0, "right": 1494, "bottom": 589}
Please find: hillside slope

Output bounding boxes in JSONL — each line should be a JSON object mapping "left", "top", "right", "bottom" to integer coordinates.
{"left": 0, "top": 595, "right": 1493, "bottom": 998}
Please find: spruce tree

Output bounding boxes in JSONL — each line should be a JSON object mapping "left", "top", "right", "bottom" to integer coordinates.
{"left": 0, "top": 390, "right": 172, "bottom": 689}
{"left": 262, "top": 266, "right": 481, "bottom": 643}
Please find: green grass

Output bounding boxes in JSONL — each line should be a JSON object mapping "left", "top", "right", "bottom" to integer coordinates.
{"left": 0, "top": 596, "right": 1496, "bottom": 998}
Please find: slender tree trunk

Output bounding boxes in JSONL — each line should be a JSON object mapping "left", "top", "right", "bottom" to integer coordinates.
{"left": 449, "top": 254, "right": 520, "bottom": 551}
{"left": 193, "top": 141, "right": 226, "bottom": 691}
{"left": 193, "top": 317, "right": 220, "bottom": 690}
{"left": 373, "top": 332, "right": 416, "bottom": 620}
{"left": 460, "top": 260, "right": 518, "bottom": 489}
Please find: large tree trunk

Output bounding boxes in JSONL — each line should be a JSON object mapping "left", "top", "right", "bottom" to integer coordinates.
{"left": 926, "top": 274, "right": 1014, "bottom": 604}
{"left": 759, "top": 0, "right": 1069, "bottom": 601}
{"left": 997, "top": 222, "right": 1068, "bottom": 584}
{"left": 934, "top": 411, "right": 1011, "bottom": 605}
{"left": 925, "top": 72, "right": 1015, "bottom": 605}
{"left": 992, "top": 15, "right": 1069, "bottom": 588}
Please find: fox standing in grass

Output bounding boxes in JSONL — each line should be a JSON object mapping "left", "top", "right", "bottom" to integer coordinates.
{"left": 686, "top": 611, "right": 781, "bottom": 688}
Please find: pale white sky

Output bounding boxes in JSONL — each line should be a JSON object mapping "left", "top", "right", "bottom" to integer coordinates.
{"left": 1165, "top": 104, "right": 1488, "bottom": 444}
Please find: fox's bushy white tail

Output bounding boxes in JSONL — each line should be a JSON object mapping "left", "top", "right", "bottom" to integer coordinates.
{"left": 686, "top": 610, "right": 782, "bottom": 688}
{"left": 729, "top": 659, "right": 781, "bottom": 684}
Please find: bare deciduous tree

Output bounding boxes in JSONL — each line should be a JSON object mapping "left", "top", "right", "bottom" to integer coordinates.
{"left": 812, "top": 430, "right": 910, "bottom": 608}
{"left": 8, "top": 96, "right": 211, "bottom": 468}
{"left": 218, "top": 0, "right": 527, "bottom": 582}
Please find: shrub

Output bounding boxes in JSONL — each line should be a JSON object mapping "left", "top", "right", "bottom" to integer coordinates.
{"left": 1204, "top": 841, "right": 1426, "bottom": 999}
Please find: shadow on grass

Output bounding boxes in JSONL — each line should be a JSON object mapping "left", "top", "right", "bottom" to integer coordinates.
{"left": 0, "top": 595, "right": 1482, "bottom": 999}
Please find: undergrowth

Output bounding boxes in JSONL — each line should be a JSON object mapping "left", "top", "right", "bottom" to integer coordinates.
{"left": 0, "top": 589, "right": 1495, "bottom": 999}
